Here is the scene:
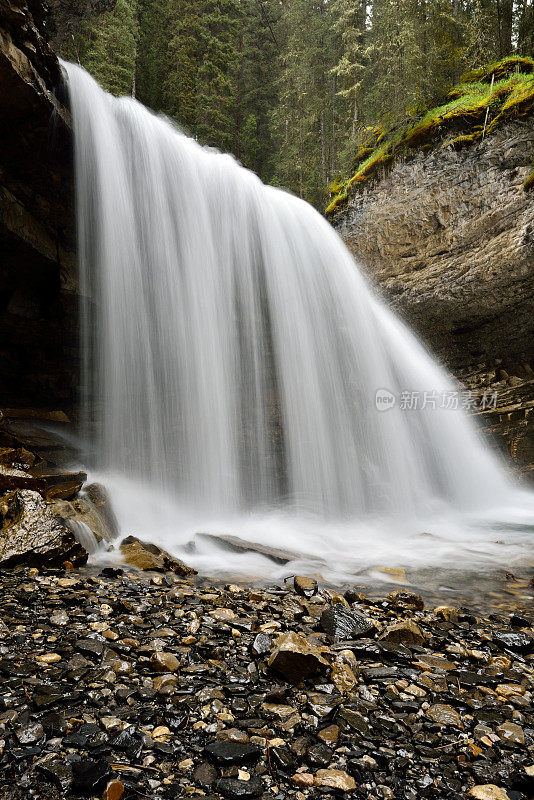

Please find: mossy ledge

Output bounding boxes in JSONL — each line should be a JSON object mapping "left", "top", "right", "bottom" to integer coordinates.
{"left": 326, "top": 55, "right": 534, "bottom": 215}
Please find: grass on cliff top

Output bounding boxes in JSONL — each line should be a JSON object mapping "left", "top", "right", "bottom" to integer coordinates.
{"left": 326, "top": 55, "right": 534, "bottom": 215}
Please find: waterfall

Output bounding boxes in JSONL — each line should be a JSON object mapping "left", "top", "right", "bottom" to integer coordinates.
{"left": 63, "top": 61, "right": 532, "bottom": 579}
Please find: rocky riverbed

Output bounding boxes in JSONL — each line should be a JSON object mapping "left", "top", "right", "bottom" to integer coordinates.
{"left": 0, "top": 563, "right": 533, "bottom": 800}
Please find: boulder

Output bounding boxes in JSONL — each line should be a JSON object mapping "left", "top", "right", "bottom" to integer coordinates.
{"left": 120, "top": 536, "right": 196, "bottom": 576}
{"left": 0, "top": 489, "right": 88, "bottom": 567}
{"left": 52, "top": 496, "right": 116, "bottom": 545}
{"left": 0, "top": 467, "right": 86, "bottom": 500}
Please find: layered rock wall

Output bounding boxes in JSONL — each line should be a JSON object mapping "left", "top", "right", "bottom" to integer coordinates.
{"left": 335, "top": 122, "right": 534, "bottom": 372}
{"left": 334, "top": 121, "right": 534, "bottom": 477}
{"left": 0, "top": 0, "right": 76, "bottom": 410}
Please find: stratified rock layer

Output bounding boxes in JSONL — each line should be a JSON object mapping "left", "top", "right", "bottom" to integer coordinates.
{"left": 334, "top": 121, "right": 534, "bottom": 477}
{"left": 0, "top": 1, "right": 76, "bottom": 411}
{"left": 335, "top": 122, "right": 533, "bottom": 372}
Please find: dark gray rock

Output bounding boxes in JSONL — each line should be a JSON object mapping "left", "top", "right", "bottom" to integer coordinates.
{"left": 320, "top": 605, "right": 375, "bottom": 641}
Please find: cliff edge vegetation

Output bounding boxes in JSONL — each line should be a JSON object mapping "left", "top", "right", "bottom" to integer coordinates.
{"left": 326, "top": 56, "right": 534, "bottom": 215}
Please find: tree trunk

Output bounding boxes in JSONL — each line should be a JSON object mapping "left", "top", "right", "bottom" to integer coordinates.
{"left": 331, "top": 74, "right": 337, "bottom": 176}
{"left": 320, "top": 111, "right": 327, "bottom": 187}
{"left": 351, "top": 87, "right": 359, "bottom": 138}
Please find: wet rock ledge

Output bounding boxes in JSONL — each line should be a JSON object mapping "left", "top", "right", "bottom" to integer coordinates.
{"left": 0, "top": 567, "right": 533, "bottom": 800}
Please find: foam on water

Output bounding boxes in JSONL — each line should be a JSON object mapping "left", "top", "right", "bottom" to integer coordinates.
{"left": 63, "top": 61, "right": 533, "bottom": 581}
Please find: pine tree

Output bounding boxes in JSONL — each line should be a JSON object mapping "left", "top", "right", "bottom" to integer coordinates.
{"left": 270, "top": 0, "right": 340, "bottom": 205}
{"left": 84, "top": 0, "right": 139, "bottom": 95}
{"left": 234, "top": 0, "right": 281, "bottom": 180}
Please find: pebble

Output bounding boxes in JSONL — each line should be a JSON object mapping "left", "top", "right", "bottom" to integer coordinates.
{"left": 381, "top": 619, "right": 426, "bottom": 644}
{"left": 294, "top": 576, "right": 318, "bottom": 597}
{"left": 468, "top": 786, "right": 511, "bottom": 800}
{"left": 103, "top": 779, "right": 125, "bottom": 800}
{"left": 426, "top": 703, "right": 462, "bottom": 727}
{"left": 315, "top": 768, "right": 356, "bottom": 791}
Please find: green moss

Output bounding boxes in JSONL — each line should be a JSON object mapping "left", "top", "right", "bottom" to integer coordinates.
{"left": 326, "top": 55, "right": 534, "bottom": 216}
{"left": 524, "top": 170, "right": 534, "bottom": 191}
{"left": 460, "top": 55, "right": 534, "bottom": 84}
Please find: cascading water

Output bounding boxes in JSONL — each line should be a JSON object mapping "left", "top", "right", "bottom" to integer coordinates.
{"left": 64, "top": 61, "right": 533, "bottom": 581}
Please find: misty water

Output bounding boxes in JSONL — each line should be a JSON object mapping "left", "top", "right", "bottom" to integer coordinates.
{"left": 64, "top": 61, "right": 533, "bottom": 585}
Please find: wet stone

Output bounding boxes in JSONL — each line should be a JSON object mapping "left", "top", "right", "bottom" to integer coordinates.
{"left": 15, "top": 722, "right": 43, "bottom": 744}
{"left": 0, "top": 560, "right": 532, "bottom": 800}
{"left": 153, "top": 673, "right": 178, "bottom": 694}
{"left": 205, "top": 741, "right": 263, "bottom": 764}
{"left": 193, "top": 760, "right": 218, "bottom": 788}
{"left": 72, "top": 758, "right": 113, "bottom": 793}
{"left": 36, "top": 758, "right": 73, "bottom": 792}
{"left": 76, "top": 638, "right": 105, "bottom": 659}
{"left": 315, "top": 769, "right": 357, "bottom": 791}
{"left": 150, "top": 651, "right": 180, "bottom": 671}
{"left": 493, "top": 631, "right": 533, "bottom": 653}
{"left": 426, "top": 703, "right": 462, "bottom": 727}
{"left": 251, "top": 632, "right": 271, "bottom": 656}
{"left": 387, "top": 590, "right": 425, "bottom": 610}
{"left": 216, "top": 775, "right": 264, "bottom": 798}
{"left": 306, "top": 741, "right": 333, "bottom": 767}
{"left": 294, "top": 575, "right": 318, "bottom": 597}
{"left": 268, "top": 631, "right": 328, "bottom": 683}
{"left": 317, "top": 724, "right": 340, "bottom": 746}
{"left": 496, "top": 721, "right": 525, "bottom": 745}
{"left": 103, "top": 780, "right": 125, "bottom": 800}
{"left": 381, "top": 620, "right": 426, "bottom": 645}
{"left": 320, "top": 604, "right": 375, "bottom": 641}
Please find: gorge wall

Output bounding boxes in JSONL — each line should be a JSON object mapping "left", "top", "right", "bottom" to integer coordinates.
{"left": 0, "top": 0, "right": 75, "bottom": 410}
{"left": 333, "top": 121, "right": 534, "bottom": 478}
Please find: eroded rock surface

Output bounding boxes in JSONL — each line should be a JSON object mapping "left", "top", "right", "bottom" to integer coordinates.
{"left": 0, "top": 488, "right": 87, "bottom": 566}
{"left": 334, "top": 122, "right": 534, "bottom": 478}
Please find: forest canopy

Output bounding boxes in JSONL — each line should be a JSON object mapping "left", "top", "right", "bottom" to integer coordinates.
{"left": 58, "top": 0, "right": 534, "bottom": 207}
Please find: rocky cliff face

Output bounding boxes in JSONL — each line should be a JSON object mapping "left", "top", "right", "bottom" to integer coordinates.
{"left": 0, "top": 0, "right": 76, "bottom": 409}
{"left": 334, "top": 120, "right": 534, "bottom": 478}
{"left": 335, "top": 121, "right": 533, "bottom": 372}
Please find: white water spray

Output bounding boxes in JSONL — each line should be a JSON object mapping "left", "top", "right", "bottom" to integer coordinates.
{"left": 64, "top": 62, "right": 532, "bottom": 580}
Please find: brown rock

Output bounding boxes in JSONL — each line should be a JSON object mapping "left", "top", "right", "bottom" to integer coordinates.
{"left": 153, "top": 674, "right": 178, "bottom": 695}
{"left": 85, "top": 482, "right": 119, "bottom": 538}
{"left": 294, "top": 576, "right": 318, "bottom": 598}
{"left": 315, "top": 769, "right": 356, "bottom": 791}
{"left": 426, "top": 703, "right": 461, "bottom": 727}
{"left": 387, "top": 590, "right": 424, "bottom": 610}
{"left": 434, "top": 605, "right": 459, "bottom": 623}
{"left": 468, "top": 787, "right": 511, "bottom": 800}
{"left": 120, "top": 536, "right": 196, "bottom": 575}
{"left": 317, "top": 725, "right": 340, "bottom": 747}
{"left": 268, "top": 631, "right": 329, "bottom": 683}
{"left": 151, "top": 652, "right": 180, "bottom": 672}
{"left": 292, "top": 773, "right": 315, "bottom": 788}
{"left": 103, "top": 780, "right": 125, "bottom": 800}
{"left": 414, "top": 654, "right": 456, "bottom": 671}
{"left": 331, "top": 660, "right": 357, "bottom": 694}
{"left": 381, "top": 620, "right": 426, "bottom": 645}
{"left": 496, "top": 721, "right": 524, "bottom": 745}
